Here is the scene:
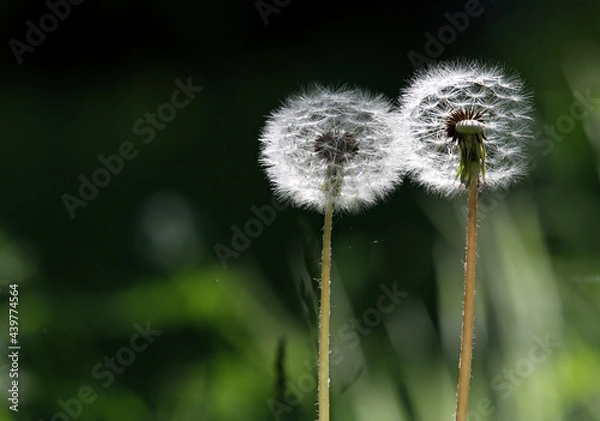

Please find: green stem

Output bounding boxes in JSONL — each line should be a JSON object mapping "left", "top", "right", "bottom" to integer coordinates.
{"left": 318, "top": 202, "right": 333, "bottom": 421}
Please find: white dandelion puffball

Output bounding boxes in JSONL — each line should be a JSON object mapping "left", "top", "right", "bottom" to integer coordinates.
{"left": 259, "top": 85, "right": 404, "bottom": 213}
{"left": 398, "top": 59, "right": 534, "bottom": 197}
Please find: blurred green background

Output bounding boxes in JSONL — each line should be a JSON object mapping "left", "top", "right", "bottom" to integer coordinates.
{"left": 1, "top": 0, "right": 599, "bottom": 420}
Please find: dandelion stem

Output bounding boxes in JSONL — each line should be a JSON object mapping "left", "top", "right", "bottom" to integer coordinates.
{"left": 456, "top": 179, "right": 478, "bottom": 421}
{"left": 318, "top": 201, "right": 333, "bottom": 421}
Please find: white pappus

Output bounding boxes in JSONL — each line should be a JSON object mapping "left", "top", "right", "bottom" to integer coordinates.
{"left": 397, "top": 59, "right": 535, "bottom": 197}
{"left": 259, "top": 84, "right": 406, "bottom": 213}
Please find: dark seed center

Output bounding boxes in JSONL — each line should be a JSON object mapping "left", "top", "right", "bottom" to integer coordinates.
{"left": 445, "top": 108, "right": 486, "bottom": 143}
{"left": 314, "top": 131, "right": 359, "bottom": 165}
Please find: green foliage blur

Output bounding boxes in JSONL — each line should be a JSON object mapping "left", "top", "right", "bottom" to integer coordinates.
{"left": 1, "top": 1, "right": 599, "bottom": 420}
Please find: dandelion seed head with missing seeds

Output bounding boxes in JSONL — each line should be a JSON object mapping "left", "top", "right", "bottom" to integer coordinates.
{"left": 259, "top": 84, "right": 405, "bottom": 213}
{"left": 398, "top": 59, "right": 534, "bottom": 197}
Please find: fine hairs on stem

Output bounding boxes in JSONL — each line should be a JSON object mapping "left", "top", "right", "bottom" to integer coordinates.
{"left": 259, "top": 85, "right": 405, "bottom": 420}
{"left": 455, "top": 178, "right": 478, "bottom": 421}
{"left": 397, "top": 60, "right": 534, "bottom": 419}
{"left": 318, "top": 202, "right": 333, "bottom": 421}
{"left": 450, "top": 118, "right": 484, "bottom": 421}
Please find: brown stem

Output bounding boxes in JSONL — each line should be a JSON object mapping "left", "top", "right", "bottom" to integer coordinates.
{"left": 455, "top": 180, "right": 478, "bottom": 421}
{"left": 318, "top": 202, "right": 333, "bottom": 421}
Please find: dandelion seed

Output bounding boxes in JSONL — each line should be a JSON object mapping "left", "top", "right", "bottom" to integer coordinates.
{"left": 259, "top": 84, "right": 406, "bottom": 421}
{"left": 396, "top": 59, "right": 535, "bottom": 421}
{"left": 259, "top": 84, "right": 405, "bottom": 213}
{"left": 398, "top": 59, "right": 534, "bottom": 196}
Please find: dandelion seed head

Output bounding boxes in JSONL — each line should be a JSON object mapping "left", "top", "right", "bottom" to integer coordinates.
{"left": 259, "top": 84, "right": 405, "bottom": 213}
{"left": 398, "top": 59, "right": 535, "bottom": 197}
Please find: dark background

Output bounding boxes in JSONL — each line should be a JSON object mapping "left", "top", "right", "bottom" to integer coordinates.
{"left": 1, "top": 0, "right": 599, "bottom": 420}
